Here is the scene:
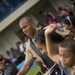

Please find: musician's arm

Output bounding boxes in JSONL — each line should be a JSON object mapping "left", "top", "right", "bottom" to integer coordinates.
{"left": 44, "top": 24, "right": 59, "bottom": 64}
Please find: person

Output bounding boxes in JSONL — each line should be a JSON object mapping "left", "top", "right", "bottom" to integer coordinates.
{"left": 23, "top": 36, "right": 29, "bottom": 55}
{"left": 16, "top": 41, "right": 26, "bottom": 54}
{"left": 0, "top": 54, "right": 18, "bottom": 75}
{"left": 64, "top": 5, "right": 74, "bottom": 16}
{"left": 23, "top": 36, "right": 29, "bottom": 47}
{"left": 16, "top": 17, "right": 46, "bottom": 75}
{"left": 36, "top": 23, "right": 44, "bottom": 29}
{"left": 57, "top": 7, "right": 68, "bottom": 23}
{"left": 69, "top": 0, "right": 75, "bottom": 14}
{"left": 58, "top": 7, "right": 68, "bottom": 18}
{"left": 34, "top": 29, "right": 47, "bottom": 54}
{"left": 34, "top": 27, "right": 66, "bottom": 55}
{"left": 62, "top": 15, "right": 75, "bottom": 40}
{"left": 6, "top": 50, "right": 13, "bottom": 61}
{"left": 16, "top": 41, "right": 26, "bottom": 59}
{"left": 40, "top": 10, "right": 57, "bottom": 25}
{"left": 34, "top": 25, "right": 71, "bottom": 75}
{"left": 44, "top": 24, "right": 75, "bottom": 75}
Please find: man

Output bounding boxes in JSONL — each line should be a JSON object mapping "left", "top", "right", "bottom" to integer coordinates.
{"left": 17, "top": 17, "right": 45, "bottom": 75}
{"left": 0, "top": 54, "right": 18, "bottom": 75}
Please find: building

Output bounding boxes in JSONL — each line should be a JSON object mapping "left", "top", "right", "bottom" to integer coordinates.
{"left": 0, "top": 0, "right": 71, "bottom": 56}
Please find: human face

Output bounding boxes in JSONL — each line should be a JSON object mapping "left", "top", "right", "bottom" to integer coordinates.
{"left": 0, "top": 60, "right": 5, "bottom": 70}
{"left": 59, "top": 47, "right": 75, "bottom": 68}
{"left": 35, "top": 41, "right": 47, "bottom": 54}
{"left": 20, "top": 19, "right": 34, "bottom": 37}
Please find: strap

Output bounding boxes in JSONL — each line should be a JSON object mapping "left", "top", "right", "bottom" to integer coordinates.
{"left": 29, "top": 38, "right": 54, "bottom": 68}
{"left": 29, "top": 39, "right": 67, "bottom": 75}
{"left": 29, "top": 38, "right": 42, "bottom": 56}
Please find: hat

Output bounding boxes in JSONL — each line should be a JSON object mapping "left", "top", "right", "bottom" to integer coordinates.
{"left": 55, "top": 27, "right": 70, "bottom": 37}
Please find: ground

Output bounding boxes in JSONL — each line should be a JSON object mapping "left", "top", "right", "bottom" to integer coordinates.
{"left": 26, "top": 65, "right": 40, "bottom": 75}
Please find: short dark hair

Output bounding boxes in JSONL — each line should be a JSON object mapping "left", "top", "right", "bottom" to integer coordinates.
{"left": 58, "top": 7, "right": 63, "bottom": 11}
{"left": 0, "top": 54, "right": 4, "bottom": 61}
{"left": 37, "top": 23, "right": 44, "bottom": 27}
{"left": 35, "top": 28, "right": 64, "bottom": 45}
{"left": 19, "top": 17, "right": 33, "bottom": 25}
{"left": 59, "top": 40, "right": 75, "bottom": 53}
{"left": 35, "top": 28, "right": 46, "bottom": 45}
{"left": 62, "top": 16, "right": 75, "bottom": 27}
{"left": 50, "top": 31, "right": 65, "bottom": 43}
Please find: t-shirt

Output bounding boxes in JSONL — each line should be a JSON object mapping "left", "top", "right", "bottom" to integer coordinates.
{"left": 59, "top": 61, "right": 75, "bottom": 75}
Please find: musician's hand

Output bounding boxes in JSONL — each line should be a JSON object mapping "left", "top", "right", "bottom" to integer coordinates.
{"left": 44, "top": 23, "right": 57, "bottom": 35}
{"left": 35, "top": 60, "right": 43, "bottom": 66}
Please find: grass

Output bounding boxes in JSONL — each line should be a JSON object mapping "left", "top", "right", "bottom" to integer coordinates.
{"left": 26, "top": 65, "right": 40, "bottom": 75}
{"left": 17, "top": 61, "right": 43, "bottom": 75}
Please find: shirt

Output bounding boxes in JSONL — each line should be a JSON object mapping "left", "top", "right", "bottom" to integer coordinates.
{"left": 19, "top": 44, "right": 25, "bottom": 52}
{"left": 59, "top": 61, "right": 75, "bottom": 75}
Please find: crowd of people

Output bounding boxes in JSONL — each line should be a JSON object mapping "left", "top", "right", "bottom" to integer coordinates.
{"left": 6, "top": 41, "right": 26, "bottom": 66}
{"left": 16, "top": 3, "right": 75, "bottom": 75}
{"left": 0, "top": 1, "right": 75, "bottom": 75}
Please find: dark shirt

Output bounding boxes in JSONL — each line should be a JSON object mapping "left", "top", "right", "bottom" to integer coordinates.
{"left": 2, "top": 59, "right": 18, "bottom": 75}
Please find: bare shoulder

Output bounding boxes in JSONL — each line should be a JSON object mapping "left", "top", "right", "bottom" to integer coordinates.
{"left": 50, "top": 54, "right": 59, "bottom": 64}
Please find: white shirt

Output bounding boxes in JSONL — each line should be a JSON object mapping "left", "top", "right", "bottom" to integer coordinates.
{"left": 19, "top": 44, "right": 25, "bottom": 52}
